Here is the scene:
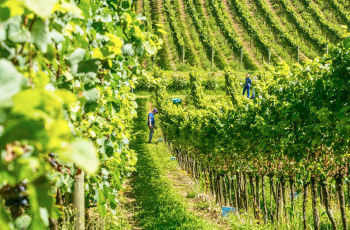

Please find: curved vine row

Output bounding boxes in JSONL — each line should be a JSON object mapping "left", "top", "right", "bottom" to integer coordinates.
{"left": 300, "top": 0, "right": 344, "bottom": 41}
{"left": 252, "top": 0, "right": 299, "bottom": 51}
{"left": 325, "top": 0, "right": 350, "bottom": 27}
{"left": 279, "top": 0, "right": 328, "bottom": 52}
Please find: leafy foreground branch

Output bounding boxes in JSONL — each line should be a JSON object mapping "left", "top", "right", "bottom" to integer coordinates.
{"left": 0, "top": 0, "right": 162, "bottom": 229}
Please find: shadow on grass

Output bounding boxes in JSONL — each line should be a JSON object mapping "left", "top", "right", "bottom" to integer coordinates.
{"left": 129, "top": 98, "right": 218, "bottom": 230}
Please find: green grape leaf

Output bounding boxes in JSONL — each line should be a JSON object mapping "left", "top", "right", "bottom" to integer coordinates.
{"left": 39, "top": 208, "right": 49, "bottom": 226}
{"left": 0, "top": 120, "right": 46, "bottom": 150}
{"left": 135, "top": 41, "right": 144, "bottom": 56}
{"left": 65, "top": 48, "right": 86, "bottom": 65}
{"left": 23, "top": 0, "right": 58, "bottom": 19}
{"left": 122, "top": 43, "right": 134, "bottom": 56}
{"left": 344, "top": 36, "right": 350, "bottom": 49}
{"left": 94, "top": 8, "right": 112, "bottom": 23}
{"left": 98, "top": 189, "right": 107, "bottom": 217}
{"left": 50, "top": 29, "right": 65, "bottom": 44}
{"left": 31, "top": 18, "right": 51, "bottom": 52}
{"left": 120, "top": 0, "right": 131, "bottom": 11}
{"left": 46, "top": 44, "right": 56, "bottom": 61}
{"left": 0, "top": 7, "right": 11, "bottom": 22}
{"left": 78, "top": 0, "right": 90, "bottom": 18}
{"left": 143, "top": 41, "right": 157, "bottom": 55}
{"left": 135, "top": 15, "right": 147, "bottom": 21}
{"left": 108, "top": 194, "right": 118, "bottom": 210}
{"left": 337, "top": 105, "right": 350, "bottom": 119}
{"left": 0, "top": 203, "right": 12, "bottom": 230}
{"left": 74, "top": 34, "right": 89, "bottom": 49}
{"left": 115, "top": 26, "right": 129, "bottom": 41}
{"left": 0, "top": 23, "right": 6, "bottom": 41}
{"left": 32, "top": 71, "right": 50, "bottom": 88}
{"left": 7, "top": 16, "right": 31, "bottom": 43}
{"left": 51, "top": 205, "right": 64, "bottom": 219}
{"left": 59, "top": 2, "right": 82, "bottom": 15}
{"left": 64, "top": 139, "right": 99, "bottom": 174}
{"left": 63, "top": 71, "right": 74, "bottom": 81}
{"left": 33, "top": 177, "right": 55, "bottom": 212}
{"left": 71, "top": 59, "right": 100, "bottom": 79}
{"left": 14, "top": 215, "right": 31, "bottom": 229}
{"left": 0, "top": 59, "right": 23, "bottom": 107}
{"left": 83, "top": 88, "right": 100, "bottom": 103}
{"left": 157, "top": 29, "right": 167, "bottom": 34}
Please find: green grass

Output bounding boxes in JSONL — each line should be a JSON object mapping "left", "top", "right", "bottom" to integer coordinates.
{"left": 129, "top": 98, "right": 220, "bottom": 230}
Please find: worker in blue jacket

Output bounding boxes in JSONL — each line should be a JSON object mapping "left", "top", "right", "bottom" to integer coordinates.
{"left": 243, "top": 73, "right": 252, "bottom": 98}
{"left": 148, "top": 109, "right": 158, "bottom": 143}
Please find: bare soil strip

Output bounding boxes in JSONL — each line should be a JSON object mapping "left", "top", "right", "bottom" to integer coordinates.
{"left": 136, "top": 0, "right": 143, "bottom": 14}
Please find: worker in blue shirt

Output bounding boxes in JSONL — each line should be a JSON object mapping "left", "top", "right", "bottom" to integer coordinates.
{"left": 148, "top": 109, "right": 158, "bottom": 143}
{"left": 243, "top": 73, "right": 252, "bottom": 98}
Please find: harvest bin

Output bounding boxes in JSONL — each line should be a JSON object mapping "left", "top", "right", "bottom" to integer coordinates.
{"left": 222, "top": 207, "right": 235, "bottom": 217}
{"left": 172, "top": 98, "right": 182, "bottom": 105}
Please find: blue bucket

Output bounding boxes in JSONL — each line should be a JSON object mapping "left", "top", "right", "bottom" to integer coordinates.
{"left": 172, "top": 98, "right": 182, "bottom": 104}
{"left": 290, "top": 192, "right": 298, "bottom": 198}
{"left": 222, "top": 207, "right": 235, "bottom": 217}
{"left": 170, "top": 157, "right": 176, "bottom": 161}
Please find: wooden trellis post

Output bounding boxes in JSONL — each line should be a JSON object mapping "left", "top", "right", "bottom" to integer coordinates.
{"left": 211, "top": 47, "right": 214, "bottom": 68}
{"left": 73, "top": 169, "right": 84, "bottom": 230}
{"left": 152, "top": 54, "right": 156, "bottom": 67}
{"left": 240, "top": 47, "right": 243, "bottom": 70}
{"left": 182, "top": 46, "right": 185, "bottom": 63}
{"left": 297, "top": 46, "right": 300, "bottom": 63}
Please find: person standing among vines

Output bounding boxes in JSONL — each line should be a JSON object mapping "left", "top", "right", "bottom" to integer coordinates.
{"left": 148, "top": 109, "right": 158, "bottom": 143}
{"left": 243, "top": 74, "right": 252, "bottom": 98}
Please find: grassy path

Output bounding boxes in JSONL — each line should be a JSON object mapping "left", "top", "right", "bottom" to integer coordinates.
{"left": 129, "top": 98, "right": 220, "bottom": 230}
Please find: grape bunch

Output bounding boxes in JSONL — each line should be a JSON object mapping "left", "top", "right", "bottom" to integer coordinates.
{"left": 0, "top": 181, "right": 29, "bottom": 208}
{"left": 47, "top": 152, "right": 64, "bottom": 172}
{"left": 47, "top": 152, "right": 58, "bottom": 167}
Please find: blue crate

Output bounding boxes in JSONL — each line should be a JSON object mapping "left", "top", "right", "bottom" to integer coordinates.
{"left": 290, "top": 192, "right": 298, "bottom": 198}
{"left": 222, "top": 207, "right": 236, "bottom": 217}
{"left": 172, "top": 98, "right": 182, "bottom": 104}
